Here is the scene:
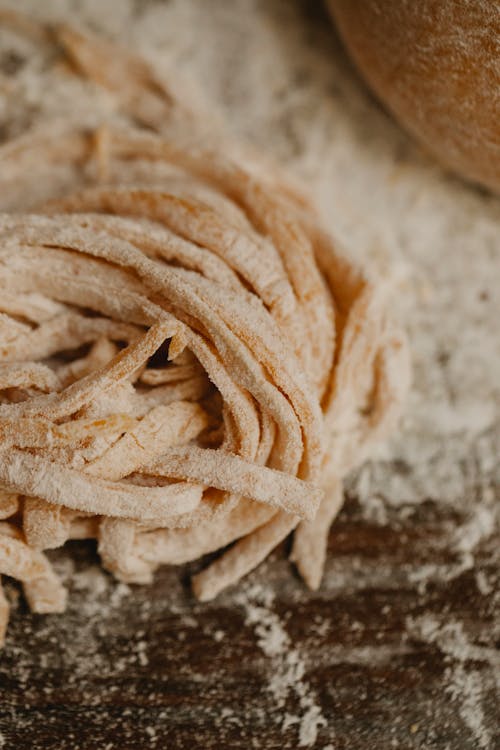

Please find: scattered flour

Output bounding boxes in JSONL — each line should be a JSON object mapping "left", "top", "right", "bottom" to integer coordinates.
{"left": 136, "top": 640, "right": 149, "bottom": 667}
{"left": 236, "top": 584, "right": 328, "bottom": 747}
{"left": 109, "top": 582, "right": 132, "bottom": 609}
{"left": 406, "top": 615, "right": 499, "bottom": 749}
{"left": 72, "top": 566, "right": 109, "bottom": 596}
{"left": 475, "top": 570, "right": 493, "bottom": 597}
{"left": 452, "top": 492, "right": 498, "bottom": 554}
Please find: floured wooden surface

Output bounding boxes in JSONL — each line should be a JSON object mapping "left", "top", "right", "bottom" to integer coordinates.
{"left": 0, "top": 1, "right": 498, "bottom": 749}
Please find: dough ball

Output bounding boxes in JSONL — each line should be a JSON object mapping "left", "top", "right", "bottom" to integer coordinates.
{"left": 327, "top": 0, "right": 500, "bottom": 192}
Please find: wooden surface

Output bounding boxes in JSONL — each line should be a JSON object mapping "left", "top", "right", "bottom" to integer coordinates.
{"left": 0, "top": 497, "right": 498, "bottom": 749}
{"left": 0, "top": 1, "right": 499, "bottom": 748}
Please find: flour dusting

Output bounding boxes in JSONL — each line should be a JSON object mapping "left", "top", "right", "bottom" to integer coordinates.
{"left": 237, "top": 584, "right": 328, "bottom": 747}
{"left": 406, "top": 615, "right": 499, "bottom": 750}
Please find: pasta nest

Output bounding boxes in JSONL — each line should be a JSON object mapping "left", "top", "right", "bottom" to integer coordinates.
{"left": 0, "top": 15, "right": 410, "bottom": 644}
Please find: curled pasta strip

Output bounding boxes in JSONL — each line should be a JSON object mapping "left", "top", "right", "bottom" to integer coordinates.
{"left": 0, "top": 13, "right": 409, "bottom": 645}
{"left": 0, "top": 581, "right": 9, "bottom": 647}
{"left": 0, "top": 362, "right": 61, "bottom": 392}
{"left": 0, "top": 492, "right": 19, "bottom": 520}
{"left": 0, "top": 524, "right": 66, "bottom": 618}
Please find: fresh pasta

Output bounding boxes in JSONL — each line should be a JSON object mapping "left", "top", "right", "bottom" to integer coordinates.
{"left": 0, "top": 13, "right": 410, "bottom": 644}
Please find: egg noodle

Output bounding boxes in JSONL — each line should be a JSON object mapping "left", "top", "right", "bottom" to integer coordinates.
{"left": 0, "top": 13, "right": 409, "bottom": 644}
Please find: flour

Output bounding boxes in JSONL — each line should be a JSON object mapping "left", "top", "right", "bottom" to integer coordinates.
{"left": 453, "top": 493, "right": 498, "bottom": 554}
{"left": 406, "top": 615, "right": 499, "bottom": 750}
{"left": 72, "top": 565, "right": 109, "bottom": 596}
{"left": 236, "top": 583, "right": 328, "bottom": 747}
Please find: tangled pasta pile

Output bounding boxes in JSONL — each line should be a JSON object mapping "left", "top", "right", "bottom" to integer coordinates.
{"left": 0, "top": 14, "right": 409, "bottom": 644}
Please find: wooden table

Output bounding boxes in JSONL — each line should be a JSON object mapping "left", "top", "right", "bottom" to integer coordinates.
{"left": 1, "top": 495, "right": 497, "bottom": 749}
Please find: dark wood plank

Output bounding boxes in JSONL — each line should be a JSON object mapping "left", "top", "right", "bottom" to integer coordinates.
{"left": 0, "top": 498, "right": 497, "bottom": 749}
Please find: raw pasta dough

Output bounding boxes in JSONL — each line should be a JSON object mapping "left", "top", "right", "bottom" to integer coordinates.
{"left": 0, "top": 13, "right": 410, "bottom": 644}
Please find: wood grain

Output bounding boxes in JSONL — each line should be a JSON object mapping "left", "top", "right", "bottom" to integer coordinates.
{"left": 0, "top": 497, "right": 497, "bottom": 749}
